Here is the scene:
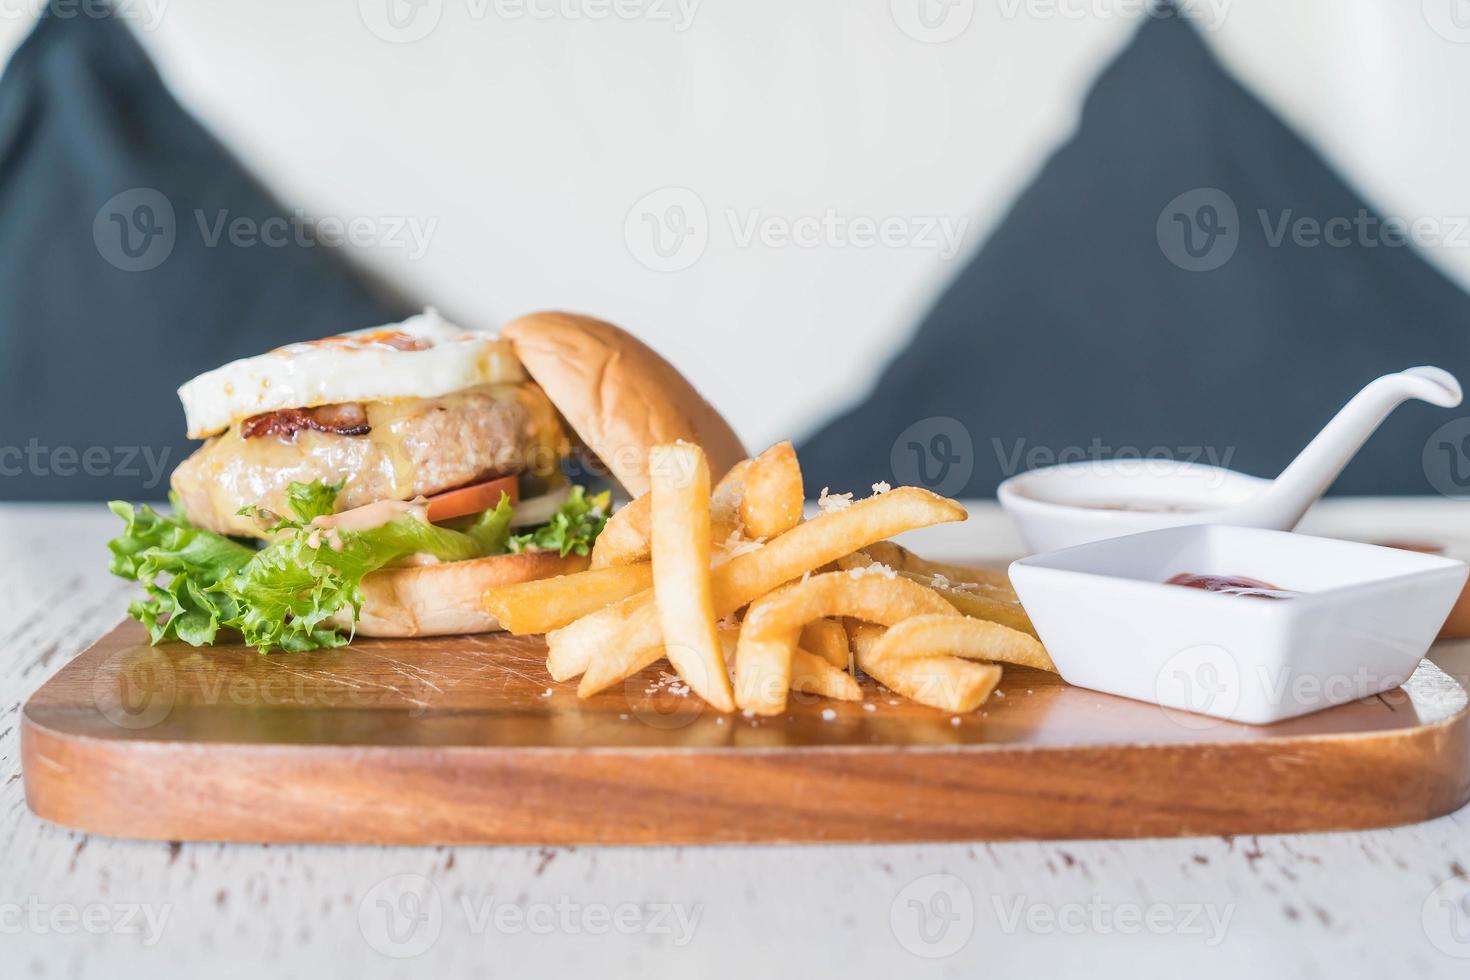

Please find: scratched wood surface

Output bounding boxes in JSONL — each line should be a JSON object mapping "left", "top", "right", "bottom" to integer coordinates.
{"left": 20, "top": 617, "right": 1470, "bottom": 845}
{"left": 5, "top": 504, "right": 1470, "bottom": 978}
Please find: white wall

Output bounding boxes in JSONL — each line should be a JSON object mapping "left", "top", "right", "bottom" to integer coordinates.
{"left": 1205, "top": 2, "right": 1470, "bottom": 290}
{"left": 125, "top": 2, "right": 1135, "bottom": 451}
{"left": 0, "top": 9, "right": 30, "bottom": 60}
{"left": 4, "top": 2, "right": 1470, "bottom": 450}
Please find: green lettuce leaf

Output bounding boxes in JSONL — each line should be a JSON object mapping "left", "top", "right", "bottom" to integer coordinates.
{"left": 111, "top": 481, "right": 480, "bottom": 653}
{"left": 508, "top": 486, "right": 610, "bottom": 557}
{"left": 237, "top": 478, "right": 345, "bottom": 533}
{"left": 465, "top": 491, "right": 515, "bottom": 555}
{"left": 224, "top": 510, "right": 482, "bottom": 651}
{"left": 109, "top": 481, "right": 608, "bottom": 653}
{"left": 107, "top": 496, "right": 255, "bottom": 647}
{"left": 286, "top": 479, "right": 344, "bottom": 523}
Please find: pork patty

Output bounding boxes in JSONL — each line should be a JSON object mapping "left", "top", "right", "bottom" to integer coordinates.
{"left": 170, "top": 383, "right": 568, "bottom": 539}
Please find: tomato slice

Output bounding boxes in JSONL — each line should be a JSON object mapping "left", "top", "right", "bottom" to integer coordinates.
{"left": 424, "top": 475, "right": 519, "bottom": 523}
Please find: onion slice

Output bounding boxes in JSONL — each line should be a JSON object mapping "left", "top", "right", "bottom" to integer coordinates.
{"left": 509, "top": 485, "right": 573, "bottom": 527}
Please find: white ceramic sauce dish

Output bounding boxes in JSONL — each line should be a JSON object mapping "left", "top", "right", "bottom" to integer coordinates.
{"left": 998, "top": 366, "right": 1462, "bottom": 552}
{"left": 1009, "top": 525, "right": 1468, "bottom": 724}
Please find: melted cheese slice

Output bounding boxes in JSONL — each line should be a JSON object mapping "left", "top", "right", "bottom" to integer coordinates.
{"left": 177, "top": 309, "right": 526, "bottom": 438}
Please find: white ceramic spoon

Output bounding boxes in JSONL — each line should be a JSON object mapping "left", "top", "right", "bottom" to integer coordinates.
{"left": 998, "top": 366, "right": 1463, "bottom": 553}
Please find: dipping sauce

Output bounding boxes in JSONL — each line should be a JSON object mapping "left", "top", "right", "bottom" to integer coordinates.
{"left": 1081, "top": 501, "right": 1208, "bottom": 513}
{"left": 1165, "top": 573, "right": 1298, "bottom": 600}
{"left": 1376, "top": 540, "right": 1445, "bottom": 555}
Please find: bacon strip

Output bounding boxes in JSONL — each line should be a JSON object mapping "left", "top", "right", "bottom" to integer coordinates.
{"left": 241, "top": 403, "right": 371, "bottom": 440}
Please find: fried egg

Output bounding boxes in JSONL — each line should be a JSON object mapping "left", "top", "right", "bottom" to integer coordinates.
{"left": 177, "top": 309, "right": 526, "bottom": 439}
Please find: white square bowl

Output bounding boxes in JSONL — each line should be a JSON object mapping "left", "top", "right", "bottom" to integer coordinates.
{"left": 1008, "top": 525, "right": 1468, "bottom": 724}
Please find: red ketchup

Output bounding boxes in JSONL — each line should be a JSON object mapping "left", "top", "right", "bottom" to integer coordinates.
{"left": 1165, "top": 573, "right": 1298, "bottom": 600}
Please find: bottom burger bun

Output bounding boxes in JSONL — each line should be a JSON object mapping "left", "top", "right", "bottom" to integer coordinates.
{"left": 337, "top": 550, "right": 590, "bottom": 638}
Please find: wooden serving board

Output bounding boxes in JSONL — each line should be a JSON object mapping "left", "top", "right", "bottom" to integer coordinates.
{"left": 22, "top": 620, "right": 1470, "bottom": 844}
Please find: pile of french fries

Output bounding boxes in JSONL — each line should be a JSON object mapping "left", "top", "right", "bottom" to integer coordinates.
{"left": 482, "top": 441, "right": 1056, "bottom": 715}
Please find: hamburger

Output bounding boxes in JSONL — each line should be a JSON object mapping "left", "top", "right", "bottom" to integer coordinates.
{"left": 108, "top": 310, "right": 745, "bottom": 651}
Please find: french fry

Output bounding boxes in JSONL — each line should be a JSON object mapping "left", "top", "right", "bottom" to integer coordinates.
{"left": 590, "top": 494, "right": 652, "bottom": 568}
{"left": 858, "top": 650, "right": 1002, "bottom": 713}
{"left": 576, "top": 640, "right": 664, "bottom": 698}
{"left": 800, "top": 618, "right": 849, "bottom": 669}
{"left": 846, "top": 620, "right": 884, "bottom": 655}
{"left": 840, "top": 545, "right": 1038, "bottom": 638}
{"left": 591, "top": 460, "right": 753, "bottom": 569}
{"left": 852, "top": 541, "right": 1010, "bottom": 589}
{"left": 549, "top": 590, "right": 652, "bottom": 681}
{"left": 739, "top": 441, "right": 804, "bottom": 539}
{"left": 552, "top": 487, "right": 967, "bottom": 682}
{"left": 483, "top": 563, "right": 652, "bottom": 635}
{"left": 716, "top": 487, "right": 965, "bottom": 617}
{"left": 592, "top": 498, "right": 742, "bottom": 568}
{"left": 848, "top": 618, "right": 1004, "bottom": 711}
{"left": 577, "top": 624, "right": 858, "bottom": 702}
{"left": 645, "top": 443, "right": 734, "bottom": 712}
{"left": 925, "top": 582, "right": 1038, "bottom": 639}
{"left": 593, "top": 445, "right": 796, "bottom": 568}
{"left": 564, "top": 596, "right": 1012, "bottom": 711}
{"left": 710, "top": 457, "right": 753, "bottom": 514}
{"left": 722, "top": 626, "right": 858, "bottom": 700}
{"left": 846, "top": 540, "right": 906, "bottom": 571}
{"left": 790, "top": 649, "right": 862, "bottom": 701}
{"left": 734, "top": 572, "right": 957, "bottom": 715}
{"left": 869, "top": 614, "right": 1055, "bottom": 673}
{"left": 572, "top": 595, "right": 661, "bottom": 691}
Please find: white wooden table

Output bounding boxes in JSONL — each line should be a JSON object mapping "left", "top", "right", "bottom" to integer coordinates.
{"left": 4, "top": 500, "right": 1469, "bottom": 978}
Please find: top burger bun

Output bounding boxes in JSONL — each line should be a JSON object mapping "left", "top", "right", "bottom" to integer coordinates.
{"left": 501, "top": 312, "right": 748, "bottom": 496}
{"left": 349, "top": 312, "right": 746, "bottom": 638}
